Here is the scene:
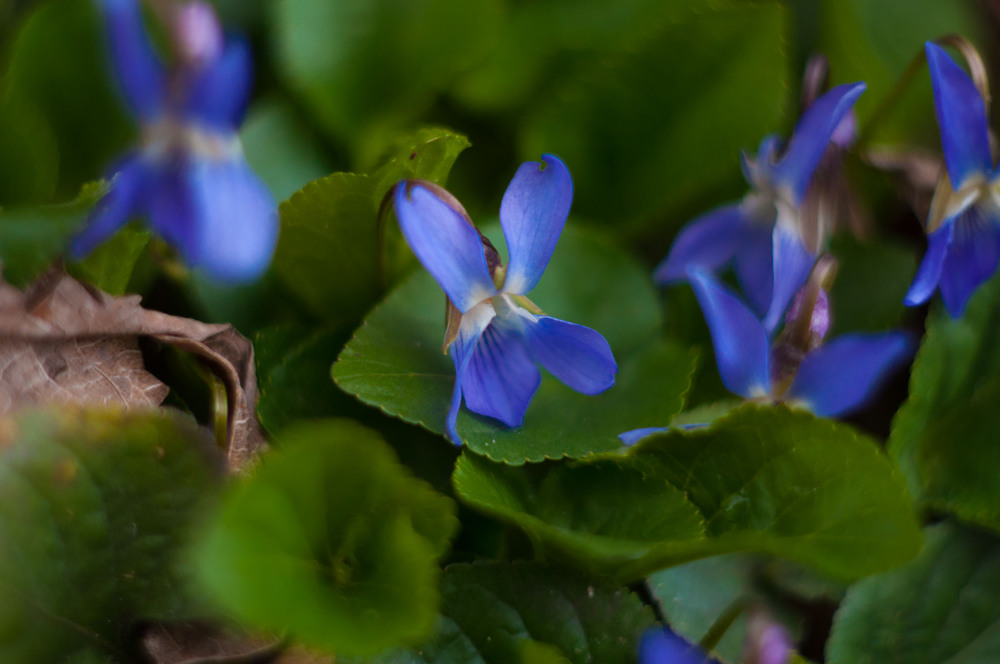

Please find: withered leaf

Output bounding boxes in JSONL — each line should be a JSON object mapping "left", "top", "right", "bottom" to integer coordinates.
{"left": 142, "top": 621, "right": 333, "bottom": 664}
{"left": 0, "top": 265, "right": 266, "bottom": 469}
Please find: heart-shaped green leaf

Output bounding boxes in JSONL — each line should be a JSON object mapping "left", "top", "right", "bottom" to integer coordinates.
{"left": 271, "top": 128, "right": 469, "bottom": 325}
{"left": 454, "top": 405, "right": 921, "bottom": 583}
{"left": 193, "top": 418, "right": 458, "bottom": 658}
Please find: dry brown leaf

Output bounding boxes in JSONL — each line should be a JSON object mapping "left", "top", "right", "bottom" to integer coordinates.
{"left": 0, "top": 265, "right": 267, "bottom": 469}
{"left": 142, "top": 621, "right": 334, "bottom": 664}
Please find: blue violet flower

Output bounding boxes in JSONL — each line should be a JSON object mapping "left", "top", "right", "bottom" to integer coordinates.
{"left": 693, "top": 255, "right": 914, "bottom": 417}
{"left": 639, "top": 610, "right": 793, "bottom": 664}
{"left": 70, "top": 0, "right": 277, "bottom": 283}
{"left": 655, "top": 82, "right": 866, "bottom": 331}
{"left": 393, "top": 155, "right": 617, "bottom": 444}
{"left": 904, "top": 42, "right": 1000, "bottom": 317}
{"left": 623, "top": 256, "right": 914, "bottom": 445}
{"left": 639, "top": 628, "right": 720, "bottom": 664}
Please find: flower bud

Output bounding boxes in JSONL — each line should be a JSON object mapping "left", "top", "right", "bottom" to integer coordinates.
{"left": 174, "top": 1, "right": 223, "bottom": 67}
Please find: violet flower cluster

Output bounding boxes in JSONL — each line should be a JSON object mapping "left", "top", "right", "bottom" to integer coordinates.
{"left": 71, "top": 0, "right": 277, "bottom": 283}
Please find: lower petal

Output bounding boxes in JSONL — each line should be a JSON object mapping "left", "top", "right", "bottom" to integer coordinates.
{"left": 733, "top": 220, "right": 775, "bottom": 317}
{"left": 524, "top": 315, "right": 616, "bottom": 395}
{"left": 763, "top": 224, "right": 815, "bottom": 333}
{"left": 457, "top": 314, "right": 540, "bottom": 430}
{"left": 653, "top": 204, "right": 747, "bottom": 283}
{"left": 619, "top": 427, "right": 669, "bottom": 446}
{"left": 148, "top": 165, "right": 200, "bottom": 262}
{"left": 186, "top": 158, "right": 278, "bottom": 283}
{"left": 938, "top": 206, "right": 1000, "bottom": 318}
{"left": 690, "top": 270, "right": 771, "bottom": 400}
{"left": 788, "top": 332, "right": 916, "bottom": 417}
{"left": 70, "top": 155, "right": 149, "bottom": 258}
{"left": 446, "top": 303, "right": 496, "bottom": 444}
{"left": 904, "top": 221, "right": 953, "bottom": 308}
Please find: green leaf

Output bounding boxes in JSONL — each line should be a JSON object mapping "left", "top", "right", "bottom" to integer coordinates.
{"left": 889, "top": 271, "right": 1000, "bottom": 531}
{"left": 254, "top": 325, "right": 360, "bottom": 435}
{"left": 362, "top": 562, "right": 655, "bottom": 663}
{"left": 827, "top": 233, "right": 918, "bottom": 337}
{"left": 271, "top": 127, "right": 470, "bottom": 324}
{"left": 240, "top": 98, "right": 334, "bottom": 204}
{"left": 273, "top": 0, "right": 500, "bottom": 161}
{"left": 193, "top": 418, "right": 458, "bottom": 658}
{"left": 519, "top": 0, "right": 788, "bottom": 233}
{"left": 0, "top": 182, "right": 103, "bottom": 287}
{"left": 3, "top": 0, "right": 132, "bottom": 195}
{"left": 333, "top": 225, "right": 694, "bottom": 463}
{"left": 451, "top": 0, "right": 673, "bottom": 112}
{"left": 67, "top": 224, "right": 150, "bottom": 295}
{"left": 0, "top": 90, "right": 58, "bottom": 206}
{"left": 827, "top": 522, "right": 1000, "bottom": 663}
{"left": 454, "top": 405, "right": 921, "bottom": 583}
{"left": 0, "top": 408, "right": 220, "bottom": 663}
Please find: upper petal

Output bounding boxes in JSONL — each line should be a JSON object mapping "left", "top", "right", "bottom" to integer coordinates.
{"left": 788, "top": 332, "right": 916, "bottom": 417}
{"left": 653, "top": 203, "right": 748, "bottom": 284}
{"left": 690, "top": 270, "right": 771, "bottom": 400}
{"left": 926, "top": 42, "right": 993, "bottom": 186}
{"left": 772, "top": 81, "right": 866, "bottom": 204}
{"left": 938, "top": 204, "right": 1000, "bottom": 318}
{"left": 70, "top": 154, "right": 150, "bottom": 258}
{"left": 523, "top": 314, "right": 617, "bottom": 395}
{"left": 184, "top": 35, "right": 254, "bottom": 130}
{"left": 499, "top": 154, "right": 573, "bottom": 295}
{"left": 100, "top": 0, "right": 165, "bottom": 120}
{"left": 185, "top": 158, "right": 278, "bottom": 282}
{"left": 445, "top": 303, "right": 496, "bottom": 444}
{"left": 904, "top": 220, "right": 953, "bottom": 308}
{"left": 458, "top": 315, "right": 540, "bottom": 429}
{"left": 395, "top": 183, "right": 497, "bottom": 313}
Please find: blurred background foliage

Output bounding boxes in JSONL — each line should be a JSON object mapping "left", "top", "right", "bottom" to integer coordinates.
{"left": 0, "top": 0, "right": 990, "bottom": 246}
{"left": 0, "top": 1, "right": 998, "bottom": 661}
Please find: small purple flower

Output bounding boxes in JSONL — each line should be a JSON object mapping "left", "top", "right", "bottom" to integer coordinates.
{"left": 393, "top": 155, "right": 617, "bottom": 444}
{"left": 639, "top": 612, "right": 793, "bottom": 664}
{"left": 655, "top": 82, "right": 866, "bottom": 332}
{"left": 638, "top": 628, "right": 720, "bottom": 664}
{"left": 70, "top": 0, "right": 277, "bottom": 283}
{"left": 904, "top": 42, "right": 1000, "bottom": 317}
{"left": 692, "top": 257, "right": 914, "bottom": 417}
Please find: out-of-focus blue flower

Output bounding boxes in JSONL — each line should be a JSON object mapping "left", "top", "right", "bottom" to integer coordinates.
{"left": 638, "top": 628, "right": 720, "bottom": 664}
{"left": 393, "top": 155, "right": 617, "bottom": 444}
{"left": 692, "top": 257, "right": 915, "bottom": 417}
{"left": 904, "top": 42, "right": 1000, "bottom": 318}
{"left": 70, "top": 0, "right": 277, "bottom": 283}
{"left": 655, "top": 82, "right": 866, "bottom": 332}
{"left": 622, "top": 257, "right": 913, "bottom": 445}
{"left": 639, "top": 611, "right": 792, "bottom": 664}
